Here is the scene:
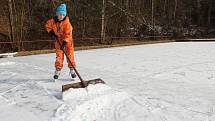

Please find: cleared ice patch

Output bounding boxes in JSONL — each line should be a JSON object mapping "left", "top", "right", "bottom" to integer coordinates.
{"left": 2, "top": 81, "right": 62, "bottom": 121}
{"left": 0, "top": 95, "right": 39, "bottom": 121}
{"left": 51, "top": 84, "right": 145, "bottom": 121}
{"left": 0, "top": 61, "right": 16, "bottom": 66}
{"left": 0, "top": 71, "right": 17, "bottom": 80}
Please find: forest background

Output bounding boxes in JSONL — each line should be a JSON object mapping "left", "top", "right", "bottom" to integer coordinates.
{"left": 0, "top": 0, "right": 215, "bottom": 53}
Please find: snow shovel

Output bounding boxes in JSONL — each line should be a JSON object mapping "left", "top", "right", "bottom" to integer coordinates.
{"left": 56, "top": 40, "right": 105, "bottom": 92}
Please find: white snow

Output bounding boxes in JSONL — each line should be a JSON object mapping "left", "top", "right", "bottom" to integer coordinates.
{"left": 1, "top": 42, "right": 215, "bottom": 121}
{"left": 0, "top": 52, "right": 17, "bottom": 58}
{"left": 0, "top": 61, "right": 16, "bottom": 66}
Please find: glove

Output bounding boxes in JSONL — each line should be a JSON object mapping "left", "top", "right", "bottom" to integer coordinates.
{"left": 60, "top": 41, "right": 67, "bottom": 50}
{"left": 49, "top": 30, "right": 57, "bottom": 40}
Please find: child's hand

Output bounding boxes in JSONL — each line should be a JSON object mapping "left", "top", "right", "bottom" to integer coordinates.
{"left": 49, "top": 30, "right": 57, "bottom": 40}
{"left": 60, "top": 41, "right": 67, "bottom": 50}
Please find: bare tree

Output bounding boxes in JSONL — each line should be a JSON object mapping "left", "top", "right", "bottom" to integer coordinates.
{"left": 8, "top": 0, "right": 14, "bottom": 42}
{"left": 173, "top": 0, "right": 178, "bottom": 22}
{"left": 101, "top": 0, "right": 106, "bottom": 43}
{"left": 207, "top": 0, "right": 213, "bottom": 27}
{"left": 197, "top": 0, "right": 201, "bottom": 26}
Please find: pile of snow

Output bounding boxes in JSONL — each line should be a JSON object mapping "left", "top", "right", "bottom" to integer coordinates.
{"left": 51, "top": 84, "right": 145, "bottom": 121}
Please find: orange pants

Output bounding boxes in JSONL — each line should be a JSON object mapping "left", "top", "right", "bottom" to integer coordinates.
{"left": 55, "top": 41, "right": 76, "bottom": 70}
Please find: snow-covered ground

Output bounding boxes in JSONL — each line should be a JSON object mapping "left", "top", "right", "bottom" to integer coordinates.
{"left": 1, "top": 42, "right": 215, "bottom": 121}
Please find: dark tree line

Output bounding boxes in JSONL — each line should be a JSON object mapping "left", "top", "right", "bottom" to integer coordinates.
{"left": 76, "top": 0, "right": 215, "bottom": 39}
{"left": 0, "top": 0, "right": 215, "bottom": 52}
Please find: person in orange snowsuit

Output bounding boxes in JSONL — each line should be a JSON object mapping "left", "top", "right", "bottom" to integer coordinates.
{"left": 45, "top": 3, "right": 76, "bottom": 79}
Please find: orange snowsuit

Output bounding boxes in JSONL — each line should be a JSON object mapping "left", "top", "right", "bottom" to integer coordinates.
{"left": 45, "top": 16, "right": 76, "bottom": 69}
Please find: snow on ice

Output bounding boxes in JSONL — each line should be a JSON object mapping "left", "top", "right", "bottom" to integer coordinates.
{"left": 0, "top": 42, "right": 215, "bottom": 121}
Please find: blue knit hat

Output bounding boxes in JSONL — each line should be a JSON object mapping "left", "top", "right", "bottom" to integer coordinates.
{"left": 56, "top": 4, "right": 67, "bottom": 16}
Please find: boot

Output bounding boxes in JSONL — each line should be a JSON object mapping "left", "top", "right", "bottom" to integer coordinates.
{"left": 54, "top": 68, "right": 61, "bottom": 79}
{"left": 70, "top": 68, "right": 76, "bottom": 78}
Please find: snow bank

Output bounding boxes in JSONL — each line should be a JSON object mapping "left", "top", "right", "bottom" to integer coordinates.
{"left": 51, "top": 84, "right": 144, "bottom": 121}
{"left": 0, "top": 52, "right": 17, "bottom": 58}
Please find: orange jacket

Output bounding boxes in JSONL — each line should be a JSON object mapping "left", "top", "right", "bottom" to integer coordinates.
{"left": 45, "top": 16, "right": 73, "bottom": 44}
{"left": 45, "top": 16, "right": 75, "bottom": 69}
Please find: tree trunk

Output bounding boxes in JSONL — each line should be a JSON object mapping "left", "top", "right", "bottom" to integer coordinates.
{"left": 8, "top": 0, "right": 14, "bottom": 42}
{"left": 151, "top": 0, "right": 155, "bottom": 35}
{"left": 173, "top": 0, "right": 178, "bottom": 23}
{"left": 100, "top": 0, "right": 106, "bottom": 44}
{"left": 197, "top": 0, "right": 201, "bottom": 26}
{"left": 207, "top": 0, "right": 213, "bottom": 27}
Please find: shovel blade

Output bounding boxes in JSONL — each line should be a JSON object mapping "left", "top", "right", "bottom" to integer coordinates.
{"left": 62, "top": 78, "right": 105, "bottom": 92}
